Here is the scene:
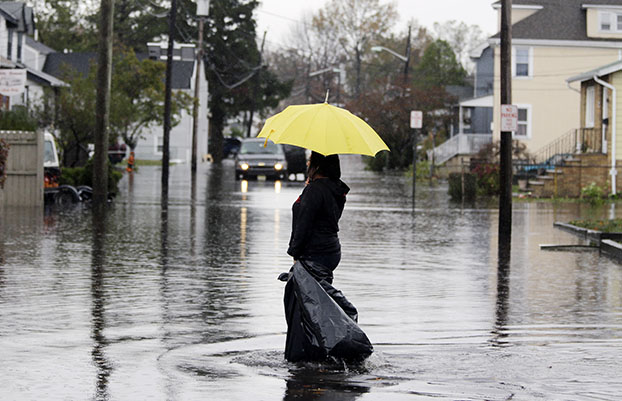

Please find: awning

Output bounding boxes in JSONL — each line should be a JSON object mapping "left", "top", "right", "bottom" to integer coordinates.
{"left": 24, "top": 66, "right": 68, "bottom": 87}
{"left": 460, "top": 95, "right": 493, "bottom": 108}
{"left": 567, "top": 59, "right": 622, "bottom": 83}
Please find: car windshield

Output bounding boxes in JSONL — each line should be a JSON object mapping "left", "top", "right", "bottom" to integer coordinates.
{"left": 44, "top": 140, "right": 57, "bottom": 164}
{"left": 239, "top": 141, "right": 282, "bottom": 155}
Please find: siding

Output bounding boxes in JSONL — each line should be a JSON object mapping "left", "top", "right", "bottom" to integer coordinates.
{"left": 612, "top": 71, "right": 622, "bottom": 161}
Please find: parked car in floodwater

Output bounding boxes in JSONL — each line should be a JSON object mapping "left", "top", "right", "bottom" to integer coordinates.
{"left": 235, "top": 138, "right": 287, "bottom": 180}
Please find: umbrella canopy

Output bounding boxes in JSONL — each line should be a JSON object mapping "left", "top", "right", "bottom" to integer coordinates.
{"left": 257, "top": 102, "right": 389, "bottom": 156}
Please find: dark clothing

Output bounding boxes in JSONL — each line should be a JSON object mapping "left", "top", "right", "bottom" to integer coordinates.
{"left": 302, "top": 251, "right": 341, "bottom": 272}
{"left": 287, "top": 178, "right": 350, "bottom": 260}
{"left": 282, "top": 260, "right": 372, "bottom": 363}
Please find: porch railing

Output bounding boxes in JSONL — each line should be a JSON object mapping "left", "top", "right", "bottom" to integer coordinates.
{"left": 532, "top": 127, "right": 603, "bottom": 164}
{"left": 427, "top": 133, "right": 492, "bottom": 165}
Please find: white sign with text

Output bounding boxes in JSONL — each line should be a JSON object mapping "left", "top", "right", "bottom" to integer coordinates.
{"left": 0, "top": 69, "right": 27, "bottom": 96}
{"left": 410, "top": 110, "right": 422, "bottom": 129}
{"left": 500, "top": 104, "right": 518, "bottom": 132}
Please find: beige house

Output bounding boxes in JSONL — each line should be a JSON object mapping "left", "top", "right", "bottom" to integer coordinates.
{"left": 567, "top": 59, "right": 622, "bottom": 194}
{"left": 489, "top": 1, "right": 622, "bottom": 160}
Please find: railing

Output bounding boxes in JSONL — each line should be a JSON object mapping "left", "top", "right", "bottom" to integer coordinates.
{"left": 532, "top": 127, "right": 603, "bottom": 164}
{"left": 427, "top": 133, "right": 492, "bottom": 165}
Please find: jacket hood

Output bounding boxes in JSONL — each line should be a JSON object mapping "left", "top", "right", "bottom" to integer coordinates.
{"left": 315, "top": 178, "right": 349, "bottom": 207}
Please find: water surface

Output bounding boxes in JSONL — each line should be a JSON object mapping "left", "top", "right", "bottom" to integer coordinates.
{"left": 1, "top": 156, "right": 621, "bottom": 400}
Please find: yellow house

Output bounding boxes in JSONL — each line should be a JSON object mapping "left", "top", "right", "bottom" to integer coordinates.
{"left": 488, "top": 1, "right": 622, "bottom": 160}
{"left": 567, "top": 59, "right": 622, "bottom": 194}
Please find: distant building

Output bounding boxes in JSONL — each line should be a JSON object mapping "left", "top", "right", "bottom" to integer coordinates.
{"left": 41, "top": 42, "right": 208, "bottom": 164}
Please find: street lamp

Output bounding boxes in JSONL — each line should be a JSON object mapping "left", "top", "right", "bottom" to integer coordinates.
{"left": 371, "top": 25, "right": 412, "bottom": 80}
{"left": 370, "top": 46, "right": 408, "bottom": 62}
{"left": 191, "top": 0, "right": 210, "bottom": 174}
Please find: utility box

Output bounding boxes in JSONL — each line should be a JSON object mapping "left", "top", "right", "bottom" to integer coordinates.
{"left": 0, "top": 130, "right": 44, "bottom": 208}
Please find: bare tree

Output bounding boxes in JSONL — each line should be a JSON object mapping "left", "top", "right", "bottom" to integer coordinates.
{"left": 313, "top": 0, "right": 398, "bottom": 99}
{"left": 432, "top": 20, "right": 485, "bottom": 73}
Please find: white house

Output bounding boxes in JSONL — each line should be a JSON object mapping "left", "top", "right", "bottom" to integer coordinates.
{"left": 0, "top": 2, "right": 66, "bottom": 110}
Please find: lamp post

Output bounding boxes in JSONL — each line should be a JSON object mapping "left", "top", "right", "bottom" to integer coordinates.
{"left": 191, "top": 0, "right": 209, "bottom": 174}
{"left": 371, "top": 25, "right": 411, "bottom": 81}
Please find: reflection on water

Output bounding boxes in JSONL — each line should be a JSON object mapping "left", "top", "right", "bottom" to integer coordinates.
{"left": 91, "top": 208, "right": 111, "bottom": 400}
{"left": 1, "top": 157, "right": 622, "bottom": 400}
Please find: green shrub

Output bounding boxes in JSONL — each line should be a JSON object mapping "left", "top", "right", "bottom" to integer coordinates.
{"left": 59, "top": 159, "right": 122, "bottom": 195}
{"left": 580, "top": 182, "right": 605, "bottom": 205}
{"left": 0, "top": 107, "right": 38, "bottom": 131}
{"left": 448, "top": 172, "right": 476, "bottom": 201}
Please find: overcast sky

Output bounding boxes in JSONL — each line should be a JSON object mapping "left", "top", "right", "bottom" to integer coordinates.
{"left": 255, "top": 0, "right": 498, "bottom": 49}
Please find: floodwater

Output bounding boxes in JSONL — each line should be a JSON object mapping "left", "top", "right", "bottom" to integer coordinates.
{"left": 1, "top": 156, "right": 621, "bottom": 401}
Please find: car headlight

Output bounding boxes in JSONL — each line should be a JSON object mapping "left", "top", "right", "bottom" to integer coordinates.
{"left": 274, "top": 162, "right": 284, "bottom": 171}
{"left": 239, "top": 162, "right": 249, "bottom": 171}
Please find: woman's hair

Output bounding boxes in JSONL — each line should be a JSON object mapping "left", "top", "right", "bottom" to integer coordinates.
{"left": 308, "top": 151, "right": 341, "bottom": 180}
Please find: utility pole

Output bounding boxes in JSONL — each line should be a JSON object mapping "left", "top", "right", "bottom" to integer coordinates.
{"left": 191, "top": 16, "right": 204, "bottom": 174}
{"left": 246, "top": 31, "right": 266, "bottom": 138}
{"left": 403, "top": 24, "right": 411, "bottom": 82}
{"left": 162, "top": 0, "right": 177, "bottom": 203}
{"left": 499, "top": 0, "right": 513, "bottom": 261}
{"left": 191, "top": 0, "right": 210, "bottom": 174}
{"left": 92, "top": 0, "right": 114, "bottom": 208}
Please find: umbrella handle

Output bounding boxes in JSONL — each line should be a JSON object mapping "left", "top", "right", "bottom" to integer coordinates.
{"left": 263, "top": 130, "right": 274, "bottom": 147}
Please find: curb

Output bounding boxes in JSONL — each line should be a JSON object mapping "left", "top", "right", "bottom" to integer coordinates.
{"left": 553, "top": 221, "right": 622, "bottom": 261}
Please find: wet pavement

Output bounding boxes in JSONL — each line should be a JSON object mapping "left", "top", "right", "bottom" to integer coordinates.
{"left": 1, "top": 155, "right": 622, "bottom": 400}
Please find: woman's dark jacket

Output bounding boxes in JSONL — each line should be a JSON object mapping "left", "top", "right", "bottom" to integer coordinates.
{"left": 287, "top": 178, "right": 350, "bottom": 260}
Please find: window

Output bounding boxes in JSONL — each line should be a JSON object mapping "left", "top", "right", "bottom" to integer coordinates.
{"left": 586, "top": 85, "right": 595, "bottom": 128}
{"left": 601, "top": 12, "right": 612, "bottom": 30}
{"left": 513, "top": 106, "right": 531, "bottom": 139}
{"left": 7, "top": 29, "right": 13, "bottom": 60}
{"left": 514, "top": 47, "right": 531, "bottom": 77}
{"left": 599, "top": 11, "right": 622, "bottom": 32}
{"left": 156, "top": 136, "right": 163, "bottom": 154}
{"left": 17, "top": 33, "right": 22, "bottom": 62}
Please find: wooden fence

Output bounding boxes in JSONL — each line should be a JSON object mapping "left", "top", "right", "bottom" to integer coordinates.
{"left": 0, "top": 130, "right": 44, "bottom": 208}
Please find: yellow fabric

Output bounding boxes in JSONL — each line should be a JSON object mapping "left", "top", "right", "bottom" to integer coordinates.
{"left": 257, "top": 103, "right": 389, "bottom": 156}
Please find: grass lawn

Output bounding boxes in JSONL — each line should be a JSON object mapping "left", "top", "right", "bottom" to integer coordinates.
{"left": 569, "top": 219, "right": 622, "bottom": 232}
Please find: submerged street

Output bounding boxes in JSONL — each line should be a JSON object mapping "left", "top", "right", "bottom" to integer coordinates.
{"left": 1, "top": 156, "right": 621, "bottom": 400}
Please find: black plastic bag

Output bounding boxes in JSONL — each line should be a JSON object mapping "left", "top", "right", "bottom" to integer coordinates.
{"left": 281, "top": 260, "right": 373, "bottom": 363}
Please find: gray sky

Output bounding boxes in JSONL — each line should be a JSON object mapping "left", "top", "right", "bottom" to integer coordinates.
{"left": 255, "top": 0, "right": 498, "bottom": 49}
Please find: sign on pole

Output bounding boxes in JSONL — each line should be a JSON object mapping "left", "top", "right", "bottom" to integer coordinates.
{"left": 410, "top": 110, "right": 422, "bottom": 129}
{"left": 500, "top": 104, "right": 518, "bottom": 132}
{"left": 0, "top": 69, "right": 27, "bottom": 96}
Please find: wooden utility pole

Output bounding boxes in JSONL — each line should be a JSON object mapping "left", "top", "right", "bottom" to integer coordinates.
{"left": 162, "top": 0, "right": 177, "bottom": 202}
{"left": 403, "top": 24, "right": 411, "bottom": 81}
{"left": 191, "top": 16, "right": 205, "bottom": 174}
{"left": 92, "top": 0, "right": 114, "bottom": 208}
{"left": 499, "top": 0, "right": 513, "bottom": 260}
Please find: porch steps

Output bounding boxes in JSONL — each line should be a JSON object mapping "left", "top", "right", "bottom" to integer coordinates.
{"left": 526, "top": 153, "right": 609, "bottom": 198}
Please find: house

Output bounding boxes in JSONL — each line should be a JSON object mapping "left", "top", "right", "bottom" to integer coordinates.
{"left": 42, "top": 42, "right": 208, "bottom": 164}
{"left": 490, "top": 0, "right": 622, "bottom": 160}
{"left": 433, "top": 0, "right": 622, "bottom": 168}
{"left": 0, "top": 2, "right": 66, "bottom": 110}
{"left": 566, "top": 59, "right": 622, "bottom": 195}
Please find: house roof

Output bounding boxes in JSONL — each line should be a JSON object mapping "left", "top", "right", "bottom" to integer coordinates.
{"left": 42, "top": 52, "right": 195, "bottom": 90}
{"left": 22, "top": 65, "right": 68, "bottom": 87}
{"left": 25, "top": 36, "right": 55, "bottom": 55}
{"left": 567, "top": 58, "right": 622, "bottom": 82}
{"left": 0, "top": 2, "right": 35, "bottom": 35}
{"left": 491, "top": 0, "right": 622, "bottom": 42}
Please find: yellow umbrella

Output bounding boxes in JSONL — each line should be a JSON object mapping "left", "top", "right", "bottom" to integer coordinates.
{"left": 257, "top": 102, "right": 389, "bottom": 156}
